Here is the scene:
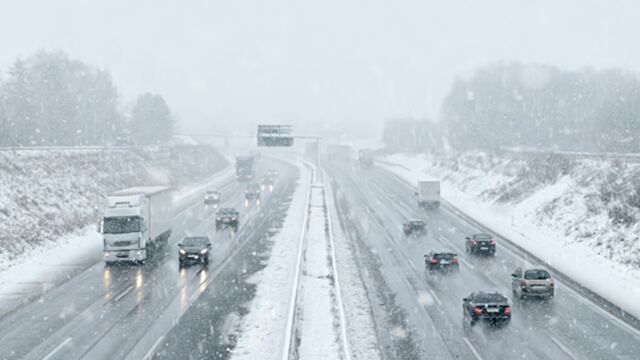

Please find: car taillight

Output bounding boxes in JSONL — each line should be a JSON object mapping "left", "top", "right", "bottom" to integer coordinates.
{"left": 472, "top": 240, "right": 477, "bottom": 245}
{"left": 520, "top": 279, "right": 527, "bottom": 287}
{"left": 504, "top": 306, "right": 511, "bottom": 315}
{"left": 491, "top": 240, "right": 496, "bottom": 245}
{"left": 452, "top": 258, "right": 459, "bottom": 264}
{"left": 430, "top": 259, "right": 439, "bottom": 264}
{"left": 473, "top": 307, "right": 483, "bottom": 315}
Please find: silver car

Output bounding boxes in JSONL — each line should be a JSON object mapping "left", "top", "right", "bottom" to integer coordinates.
{"left": 511, "top": 267, "right": 555, "bottom": 300}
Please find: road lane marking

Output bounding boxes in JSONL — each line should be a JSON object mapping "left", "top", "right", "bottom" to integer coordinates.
{"left": 143, "top": 335, "right": 164, "bottom": 360}
{"left": 114, "top": 285, "right": 134, "bottom": 302}
{"left": 459, "top": 258, "right": 475, "bottom": 270}
{"left": 42, "top": 337, "right": 72, "bottom": 360}
{"left": 462, "top": 337, "right": 483, "bottom": 360}
{"left": 550, "top": 335, "right": 578, "bottom": 360}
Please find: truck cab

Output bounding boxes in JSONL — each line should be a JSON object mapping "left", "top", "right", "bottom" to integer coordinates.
{"left": 100, "top": 187, "right": 172, "bottom": 264}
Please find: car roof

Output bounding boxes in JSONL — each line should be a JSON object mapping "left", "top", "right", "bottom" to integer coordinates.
{"left": 409, "top": 219, "right": 426, "bottom": 223}
{"left": 182, "top": 236, "right": 210, "bottom": 242}
{"left": 472, "top": 233, "right": 492, "bottom": 239}
{"left": 430, "top": 251, "right": 456, "bottom": 256}
{"left": 468, "top": 292, "right": 508, "bottom": 302}
{"left": 218, "top": 207, "right": 237, "bottom": 213}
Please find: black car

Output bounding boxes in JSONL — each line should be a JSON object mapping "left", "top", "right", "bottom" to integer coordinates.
{"left": 216, "top": 207, "right": 239, "bottom": 231}
{"left": 403, "top": 219, "right": 427, "bottom": 236}
{"left": 178, "top": 236, "right": 211, "bottom": 266}
{"left": 425, "top": 252, "right": 460, "bottom": 273}
{"left": 462, "top": 292, "right": 511, "bottom": 328}
{"left": 465, "top": 233, "right": 496, "bottom": 256}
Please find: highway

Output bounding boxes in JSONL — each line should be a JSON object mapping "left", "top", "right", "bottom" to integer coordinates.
{"left": 2, "top": 156, "right": 640, "bottom": 360}
{"left": 0, "top": 158, "right": 298, "bottom": 360}
{"left": 327, "top": 161, "right": 640, "bottom": 360}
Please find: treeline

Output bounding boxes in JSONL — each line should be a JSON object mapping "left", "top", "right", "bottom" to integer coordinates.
{"left": 0, "top": 50, "right": 174, "bottom": 146}
{"left": 382, "top": 118, "right": 444, "bottom": 152}
{"left": 382, "top": 63, "right": 640, "bottom": 153}
{"left": 442, "top": 63, "right": 640, "bottom": 152}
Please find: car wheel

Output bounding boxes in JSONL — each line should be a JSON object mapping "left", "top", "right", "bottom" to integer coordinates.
{"left": 204, "top": 256, "right": 209, "bottom": 265}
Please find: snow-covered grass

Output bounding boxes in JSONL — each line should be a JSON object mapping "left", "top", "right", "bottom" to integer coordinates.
{"left": 380, "top": 152, "right": 640, "bottom": 319}
{"left": 298, "top": 186, "right": 341, "bottom": 360}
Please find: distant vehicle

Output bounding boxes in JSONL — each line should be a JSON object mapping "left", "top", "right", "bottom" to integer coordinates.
{"left": 204, "top": 190, "right": 220, "bottom": 206}
{"left": 266, "top": 168, "right": 279, "bottom": 179}
{"left": 465, "top": 233, "right": 496, "bottom": 256}
{"left": 216, "top": 207, "right": 239, "bottom": 231}
{"left": 425, "top": 252, "right": 460, "bottom": 273}
{"left": 178, "top": 236, "right": 211, "bottom": 266}
{"left": 415, "top": 180, "right": 440, "bottom": 209}
{"left": 236, "top": 153, "right": 258, "bottom": 182}
{"left": 326, "top": 144, "right": 354, "bottom": 162}
{"left": 244, "top": 182, "right": 261, "bottom": 200}
{"left": 402, "top": 219, "right": 427, "bottom": 236}
{"left": 261, "top": 175, "right": 274, "bottom": 192}
{"left": 357, "top": 149, "right": 374, "bottom": 168}
{"left": 100, "top": 186, "right": 173, "bottom": 265}
{"left": 462, "top": 292, "right": 511, "bottom": 329}
{"left": 511, "top": 268, "right": 555, "bottom": 300}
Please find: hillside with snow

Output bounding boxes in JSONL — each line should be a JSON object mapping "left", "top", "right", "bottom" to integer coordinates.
{"left": 0, "top": 146, "right": 226, "bottom": 269}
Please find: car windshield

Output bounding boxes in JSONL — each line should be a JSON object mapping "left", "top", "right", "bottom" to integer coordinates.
{"left": 434, "top": 253, "right": 454, "bottom": 260}
{"left": 182, "top": 237, "right": 208, "bottom": 247}
{"left": 219, "top": 208, "right": 237, "bottom": 215}
{"left": 524, "top": 270, "right": 551, "bottom": 280}
{"left": 103, "top": 216, "right": 140, "bottom": 234}
{"left": 474, "top": 234, "right": 492, "bottom": 241}
{"left": 471, "top": 293, "right": 507, "bottom": 303}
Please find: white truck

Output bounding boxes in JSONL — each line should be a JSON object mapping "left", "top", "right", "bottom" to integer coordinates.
{"left": 99, "top": 186, "right": 173, "bottom": 264}
{"left": 416, "top": 180, "right": 440, "bottom": 209}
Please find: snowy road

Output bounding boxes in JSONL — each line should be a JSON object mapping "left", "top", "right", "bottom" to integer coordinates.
{"left": 327, "top": 162, "right": 640, "bottom": 360}
{"left": 0, "top": 159, "right": 299, "bottom": 360}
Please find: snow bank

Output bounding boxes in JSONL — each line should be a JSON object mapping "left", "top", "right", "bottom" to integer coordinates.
{"left": 231, "top": 160, "right": 311, "bottom": 359}
{"left": 380, "top": 152, "right": 640, "bottom": 319}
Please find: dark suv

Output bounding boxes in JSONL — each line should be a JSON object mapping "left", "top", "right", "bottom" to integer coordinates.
{"left": 216, "top": 207, "right": 239, "bottom": 231}
{"left": 463, "top": 292, "right": 511, "bottom": 328}
{"left": 465, "top": 233, "right": 496, "bottom": 256}
{"left": 425, "top": 252, "right": 459, "bottom": 273}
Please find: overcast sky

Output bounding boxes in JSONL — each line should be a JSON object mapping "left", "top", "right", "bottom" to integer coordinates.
{"left": 1, "top": 0, "right": 639, "bottom": 137}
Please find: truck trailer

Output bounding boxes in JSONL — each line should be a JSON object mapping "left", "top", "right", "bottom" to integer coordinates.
{"left": 100, "top": 186, "right": 173, "bottom": 264}
{"left": 416, "top": 180, "right": 440, "bottom": 209}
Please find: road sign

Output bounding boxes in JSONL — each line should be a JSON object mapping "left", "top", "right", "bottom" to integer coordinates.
{"left": 257, "top": 125, "right": 294, "bottom": 147}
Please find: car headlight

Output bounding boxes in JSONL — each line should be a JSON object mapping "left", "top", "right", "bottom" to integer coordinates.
{"left": 179, "top": 249, "right": 186, "bottom": 255}
{"left": 200, "top": 248, "right": 208, "bottom": 254}
{"left": 216, "top": 217, "right": 221, "bottom": 221}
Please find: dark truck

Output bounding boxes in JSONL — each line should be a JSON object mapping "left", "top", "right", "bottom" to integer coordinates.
{"left": 463, "top": 292, "right": 512, "bottom": 329}
{"left": 235, "top": 154, "right": 257, "bottom": 182}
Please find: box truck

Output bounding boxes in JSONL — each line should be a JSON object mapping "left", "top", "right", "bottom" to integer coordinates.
{"left": 416, "top": 180, "right": 440, "bottom": 209}
{"left": 99, "top": 186, "right": 173, "bottom": 264}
